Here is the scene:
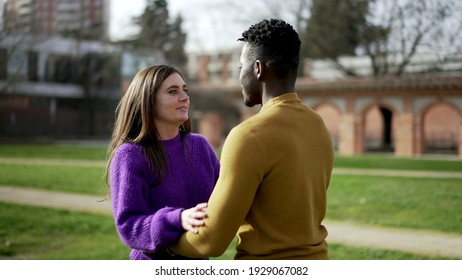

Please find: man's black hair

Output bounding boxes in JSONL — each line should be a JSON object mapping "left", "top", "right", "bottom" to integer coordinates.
{"left": 238, "top": 18, "right": 301, "bottom": 80}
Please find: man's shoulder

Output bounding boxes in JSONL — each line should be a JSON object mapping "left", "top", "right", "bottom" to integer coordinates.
{"left": 232, "top": 115, "right": 260, "bottom": 132}
{"left": 228, "top": 113, "right": 272, "bottom": 141}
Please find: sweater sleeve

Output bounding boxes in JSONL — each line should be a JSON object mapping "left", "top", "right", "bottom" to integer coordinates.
{"left": 202, "top": 135, "right": 221, "bottom": 184}
{"left": 170, "top": 126, "right": 267, "bottom": 257}
{"left": 110, "top": 145, "right": 184, "bottom": 252}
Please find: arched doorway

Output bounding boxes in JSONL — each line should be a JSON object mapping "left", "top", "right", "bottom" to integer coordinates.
{"left": 314, "top": 103, "right": 341, "bottom": 150}
{"left": 422, "top": 103, "right": 459, "bottom": 155}
{"left": 363, "top": 105, "right": 396, "bottom": 152}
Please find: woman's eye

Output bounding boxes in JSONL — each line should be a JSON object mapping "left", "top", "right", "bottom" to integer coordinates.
{"left": 168, "top": 90, "right": 176, "bottom": 94}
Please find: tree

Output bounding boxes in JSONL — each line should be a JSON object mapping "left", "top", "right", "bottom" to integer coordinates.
{"left": 77, "top": 52, "right": 120, "bottom": 136}
{"left": 303, "top": 0, "right": 368, "bottom": 60}
{"left": 0, "top": 7, "right": 47, "bottom": 94}
{"left": 134, "top": 0, "right": 188, "bottom": 68}
{"left": 303, "top": 0, "right": 461, "bottom": 151}
{"left": 356, "top": 0, "right": 462, "bottom": 77}
{"left": 164, "top": 15, "right": 187, "bottom": 69}
{"left": 304, "top": 0, "right": 462, "bottom": 77}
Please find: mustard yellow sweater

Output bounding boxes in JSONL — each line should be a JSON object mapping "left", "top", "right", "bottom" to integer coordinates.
{"left": 171, "top": 93, "right": 334, "bottom": 259}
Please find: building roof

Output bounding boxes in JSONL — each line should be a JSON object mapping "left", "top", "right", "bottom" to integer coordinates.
{"left": 296, "top": 73, "right": 462, "bottom": 93}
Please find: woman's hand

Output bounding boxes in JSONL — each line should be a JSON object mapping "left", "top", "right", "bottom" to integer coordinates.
{"left": 181, "top": 202, "right": 208, "bottom": 234}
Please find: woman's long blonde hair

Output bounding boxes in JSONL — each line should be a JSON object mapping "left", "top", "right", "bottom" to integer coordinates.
{"left": 105, "top": 65, "right": 191, "bottom": 191}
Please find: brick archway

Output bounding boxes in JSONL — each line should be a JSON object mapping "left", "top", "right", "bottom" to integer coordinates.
{"left": 360, "top": 103, "right": 397, "bottom": 153}
{"left": 420, "top": 101, "right": 461, "bottom": 154}
{"left": 296, "top": 75, "right": 462, "bottom": 157}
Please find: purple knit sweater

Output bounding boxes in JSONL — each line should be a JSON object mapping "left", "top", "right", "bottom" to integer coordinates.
{"left": 110, "top": 133, "right": 220, "bottom": 260}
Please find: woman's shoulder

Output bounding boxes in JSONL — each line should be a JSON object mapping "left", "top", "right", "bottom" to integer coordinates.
{"left": 113, "top": 142, "right": 144, "bottom": 161}
{"left": 185, "top": 132, "right": 210, "bottom": 145}
{"left": 110, "top": 143, "right": 152, "bottom": 181}
{"left": 117, "top": 142, "right": 143, "bottom": 153}
{"left": 185, "top": 133, "right": 216, "bottom": 153}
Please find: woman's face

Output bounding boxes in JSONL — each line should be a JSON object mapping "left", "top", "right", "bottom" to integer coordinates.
{"left": 154, "top": 72, "right": 190, "bottom": 130}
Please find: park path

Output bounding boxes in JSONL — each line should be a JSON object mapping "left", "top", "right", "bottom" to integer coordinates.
{"left": 1, "top": 156, "right": 462, "bottom": 259}
{"left": 1, "top": 183, "right": 462, "bottom": 259}
{"left": 2, "top": 156, "right": 462, "bottom": 178}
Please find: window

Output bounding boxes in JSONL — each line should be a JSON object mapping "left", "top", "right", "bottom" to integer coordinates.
{"left": 0, "top": 48, "right": 7, "bottom": 79}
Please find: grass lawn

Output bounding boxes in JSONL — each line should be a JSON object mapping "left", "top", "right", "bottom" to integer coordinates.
{"left": 213, "top": 238, "right": 453, "bottom": 260}
{"left": 0, "top": 163, "right": 107, "bottom": 196}
{"left": 2, "top": 144, "right": 462, "bottom": 171}
{"left": 334, "top": 154, "right": 462, "bottom": 172}
{"left": 0, "top": 144, "right": 107, "bottom": 160}
{"left": 0, "top": 202, "right": 129, "bottom": 260}
{"left": 1, "top": 202, "right": 450, "bottom": 260}
{"left": 327, "top": 175, "right": 462, "bottom": 234}
{"left": 1, "top": 162, "right": 460, "bottom": 234}
{"left": 0, "top": 144, "right": 461, "bottom": 259}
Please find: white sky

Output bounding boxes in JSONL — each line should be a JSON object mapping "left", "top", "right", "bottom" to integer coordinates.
{"left": 109, "top": 0, "right": 251, "bottom": 52}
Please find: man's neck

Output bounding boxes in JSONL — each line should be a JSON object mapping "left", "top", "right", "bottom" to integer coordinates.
{"left": 262, "top": 84, "right": 295, "bottom": 106}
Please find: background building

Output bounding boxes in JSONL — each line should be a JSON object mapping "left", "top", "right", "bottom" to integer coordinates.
{"left": 186, "top": 50, "right": 462, "bottom": 157}
{"left": 3, "top": 0, "right": 109, "bottom": 40}
{"left": 1, "top": 0, "right": 461, "bottom": 157}
{"left": 0, "top": 34, "right": 121, "bottom": 139}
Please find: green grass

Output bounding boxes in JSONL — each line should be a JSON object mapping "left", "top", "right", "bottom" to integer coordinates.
{"left": 327, "top": 243, "right": 453, "bottom": 260}
{"left": 211, "top": 239, "right": 452, "bottom": 260}
{"left": 212, "top": 239, "right": 448, "bottom": 260}
{"left": 327, "top": 175, "right": 462, "bottom": 234}
{"left": 0, "top": 202, "right": 129, "bottom": 260}
{"left": 2, "top": 145, "right": 462, "bottom": 172}
{"left": 1, "top": 144, "right": 461, "bottom": 259}
{"left": 1, "top": 202, "right": 449, "bottom": 260}
{"left": 1, "top": 162, "right": 460, "bottom": 234}
{"left": 0, "top": 163, "right": 107, "bottom": 196}
{"left": 0, "top": 144, "right": 107, "bottom": 160}
{"left": 334, "top": 154, "right": 462, "bottom": 172}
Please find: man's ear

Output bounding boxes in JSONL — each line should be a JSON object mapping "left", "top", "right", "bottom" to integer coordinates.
{"left": 254, "top": 60, "right": 264, "bottom": 80}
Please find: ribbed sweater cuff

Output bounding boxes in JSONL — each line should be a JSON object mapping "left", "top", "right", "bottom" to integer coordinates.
{"left": 150, "top": 207, "right": 185, "bottom": 248}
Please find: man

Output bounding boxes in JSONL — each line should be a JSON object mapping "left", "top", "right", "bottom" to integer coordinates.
{"left": 171, "top": 18, "right": 334, "bottom": 260}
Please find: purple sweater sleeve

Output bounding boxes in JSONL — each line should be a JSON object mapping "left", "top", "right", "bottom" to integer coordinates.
{"left": 110, "top": 144, "right": 184, "bottom": 252}
{"left": 200, "top": 135, "right": 221, "bottom": 184}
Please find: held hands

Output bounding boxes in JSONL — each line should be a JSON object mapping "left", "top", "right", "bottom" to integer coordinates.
{"left": 181, "top": 202, "right": 208, "bottom": 234}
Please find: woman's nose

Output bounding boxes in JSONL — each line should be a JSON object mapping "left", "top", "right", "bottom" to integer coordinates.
{"left": 180, "top": 90, "right": 189, "bottom": 101}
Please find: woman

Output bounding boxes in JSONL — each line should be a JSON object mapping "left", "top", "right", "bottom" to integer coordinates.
{"left": 106, "top": 65, "right": 220, "bottom": 260}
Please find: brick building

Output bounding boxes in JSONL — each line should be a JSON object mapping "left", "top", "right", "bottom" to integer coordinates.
{"left": 186, "top": 50, "right": 462, "bottom": 157}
